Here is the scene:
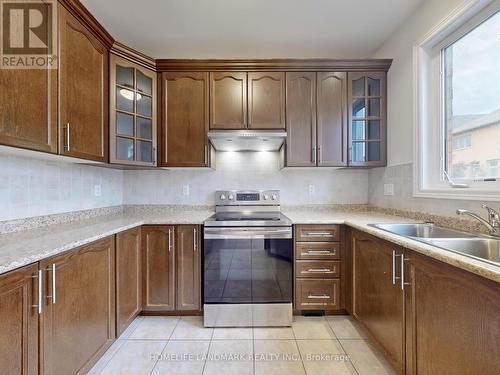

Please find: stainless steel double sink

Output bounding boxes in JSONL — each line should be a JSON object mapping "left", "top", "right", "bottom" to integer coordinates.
{"left": 370, "top": 223, "right": 500, "bottom": 266}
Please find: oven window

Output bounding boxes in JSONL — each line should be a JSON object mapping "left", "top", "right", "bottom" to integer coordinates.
{"left": 204, "top": 238, "right": 293, "bottom": 304}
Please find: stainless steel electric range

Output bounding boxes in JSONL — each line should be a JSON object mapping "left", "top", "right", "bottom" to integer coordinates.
{"left": 203, "top": 190, "right": 293, "bottom": 327}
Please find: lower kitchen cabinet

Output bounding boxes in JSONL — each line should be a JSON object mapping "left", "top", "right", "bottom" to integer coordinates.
{"left": 142, "top": 225, "right": 201, "bottom": 313}
{"left": 142, "top": 225, "right": 176, "bottom": 311}
{"left": 176, "top": 225, "right": 201, "bottom": 311}
{"left": 351, "top": 230, "right": 404, "bottom": 374}
{"left": 39, "top": 237, "right": 115, "bottom": 375}
{"left": 350, "top": 230, "right": 500, "bottom": 375}
{"left": 404, "top": 252, "right": 500, "bottom": 375}
{"left": 116, "top": 227, "right": 142, "bottom": 335}
{"left": 0, "top": 264, "right": 39, "bottom": 375}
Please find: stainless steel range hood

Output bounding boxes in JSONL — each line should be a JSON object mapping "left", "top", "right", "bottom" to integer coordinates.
{"left": 208, "top": 130, "right": 287, "bottom": 152}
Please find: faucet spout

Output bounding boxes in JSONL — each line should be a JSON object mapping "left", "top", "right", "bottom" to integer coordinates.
{"left": 456, "top": 209, "right": 499, "bottom": 236}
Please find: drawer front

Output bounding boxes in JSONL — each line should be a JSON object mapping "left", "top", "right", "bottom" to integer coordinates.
{"left": 296, "top": 260, "right": 340, "bottom": 278}
{"left": 295, "top": 225, "right": 340, "bottom": 242}
{"left": 295, "top": 279, "right": 340, "bottom": 310}
{"left": 296, "top": 242, "right": 340, "bottom": 260}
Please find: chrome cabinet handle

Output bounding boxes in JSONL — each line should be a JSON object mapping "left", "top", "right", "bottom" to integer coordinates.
{"left": 301, "top": 250, "right": 331, "bottom": 255}
{"left": 193, "top": 227, "right": 197, "bottom": 251}
{"left": 305, "top": 232, "right": 334, "bottom": 237}
{"left": 32, "top": 270, "right": 43, "bottom": 314}
{"left": 168, "top": 228, "right": 173, "bottom": 252}
{"left": 392, "top": 251, "right": 402, "bottom": 286}
{"left": 153, "top": 146, "right": 157, "bottom": 164}
{"left": 65, "top": 122, "right": 70, "bottom": 151}
{"left": 204, "top": 145, "right": 208, "bottom": 165}
{"left": 305, "top": 268, "right": 332, "bottom": 273}
{"left": 312, "top": 147, "right": 316, "bottom": 164}
{"left": 400, "top": 256, "right": 411, "bottom": 290}
{"left": 318, "top": 146, "right": 322, "bottom": 163}
{"left": 46, "top": 264, "right": 56, "bottom": 304}
{"left": 307, "top": 294, "right": 330, "bottom": 299}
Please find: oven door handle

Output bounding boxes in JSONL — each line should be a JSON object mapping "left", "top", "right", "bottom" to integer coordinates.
{"left": 204, "top": 227, "right": 292, "bottom": 239}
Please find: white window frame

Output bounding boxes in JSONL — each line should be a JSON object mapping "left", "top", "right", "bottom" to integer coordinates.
{"left": 413, "top": 0, "right": 500, "bottom": 201}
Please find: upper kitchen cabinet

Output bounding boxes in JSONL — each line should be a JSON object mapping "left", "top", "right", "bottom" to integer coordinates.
{"left": 210, "top": 72, "right": 247, "bottom": 129}
{"left": 285, "top": 71, "right": 347, "bottom": 167}
{"left": 161, "top": 72, "right": 210, "bottom": 167}
{"left": 285, "top": 72, "right": 317, "bottom": 167}
{"left": 317, "top": 72, "right": 348, "bottom": 166}
{"left": 58, "top": 4, "right": 109, "bottom": 162}
{"left": 248, "top": 72, "right": 285, "bottom": 129}
{"left": 0, "top": 68, "right": 57, "bottom": 154}
{"left": 110, "top": 54, "right": 157, "bottom": 166}
{"left": 348, "top": 72, "right": 387, "bottom": 167}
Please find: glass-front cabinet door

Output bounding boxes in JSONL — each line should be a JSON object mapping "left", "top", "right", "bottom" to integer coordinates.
{"left": 110, "top": 54, "right": 157, "bottom": 166}
{"left": 348, "top": 72, "right": 386, "bottom": 167}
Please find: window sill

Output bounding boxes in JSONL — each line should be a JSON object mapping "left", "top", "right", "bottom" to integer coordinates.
{"left": 413, "top": 187, "right": 500, "bottom": 202}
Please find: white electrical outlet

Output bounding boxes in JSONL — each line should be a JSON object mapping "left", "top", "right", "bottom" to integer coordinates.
{"left": 309, "top": 184, "right": 316, "bottom": 196}
{"left": 94, "top": 184, "right": 102, "bottom": 197}
{"left": 182, "top": 184, "right": 190, "bottom": 196}
{"left": 384, "top": 183, "right": 394, "bottom": 196}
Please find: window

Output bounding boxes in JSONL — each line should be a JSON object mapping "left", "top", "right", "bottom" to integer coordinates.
{"left": 442, "top": 8, "right": 500, "bottom": 180}
{"left": 414, "top": 1, "right": 500, "bottom": 200}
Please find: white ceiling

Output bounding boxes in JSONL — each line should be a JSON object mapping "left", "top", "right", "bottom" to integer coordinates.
{"left": 82, "top": 0, "right": 424, "bottom": 59}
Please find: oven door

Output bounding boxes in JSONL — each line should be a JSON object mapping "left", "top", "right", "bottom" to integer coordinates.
{"left": 204, "top": 227, "right": 293, "bottom": 304}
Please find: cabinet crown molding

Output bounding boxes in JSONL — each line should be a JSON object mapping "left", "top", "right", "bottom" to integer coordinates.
{"left": 156, "top": 59, "right": 393, "bottom": 72}
{"left": 111, "top": 42, "right": 157, "bottom": 71}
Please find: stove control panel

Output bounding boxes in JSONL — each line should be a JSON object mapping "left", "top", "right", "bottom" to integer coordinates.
{"left": 216, "top": 190, "right": 280, "bottom": 205}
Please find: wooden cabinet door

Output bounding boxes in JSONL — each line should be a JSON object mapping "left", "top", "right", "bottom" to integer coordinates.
{"left": 248, "top": 72, "right": 285, "bottom": 129}
{"left": 176, "top": 225, "right": 201, "bottom": 311}
{"left": 210, "top": 72, "right": 247, "bottom": 129}
{"left": 352, "top": 231, "right": 404, "bottom": 374}
{"left": 286, "top": 72, "right": 317, "bottom": 166}
{"left": 40, "top": 237, "right": 115, "bottom": 375}
{"left": 348, "top": 71, "right": 386, "bottom": 167}
{"left": 0, "top": 264, "right": 39, "bottom": 375}
{"left": 161, "top": 72, "right": 209, "bottom": 167}
{"left": 58, "top": 5, "right": 108, "bottom": 162}
{"left": 0, "top": 67, "right": 57, "bottom": 153}
{"left": 317, "top": 72, "right": 347, "bottom": 166}
{"left": 142, "top": 225, "right": 175, "bottom": 311}
{"left": 405, "top": 252, "right": 500, "bottom": 375}
{"left": 116, "top": 227, "right": 141, "bottom": 336}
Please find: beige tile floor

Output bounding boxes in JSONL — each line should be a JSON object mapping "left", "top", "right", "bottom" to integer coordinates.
{"left": 89, "top": 315, "right": 395, "bottom": 375}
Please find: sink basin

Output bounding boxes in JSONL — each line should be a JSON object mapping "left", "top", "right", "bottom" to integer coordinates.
{"left": 424, "top": 238, "right": 500, "bottom": 266}
{"left": 370, "top": 223, "right": 477, "bottom": 239}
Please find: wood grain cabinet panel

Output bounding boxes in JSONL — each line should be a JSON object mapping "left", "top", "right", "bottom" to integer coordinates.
{"left": 142, "top": 225, "right": 175, "bottom": 311}
{"left": 317, "top": 72, "right": 347, "bottom": 166}
{"left": 295, "top": 279, "right": 339, "bottom": 310}
{"left": 210, "top": 72, "right": 247, "bottom": 129}
{"left": 162, "top": 72, "right": 209, "bottom": 167}
{"left": 116, "top": 227, "right": 141, "bottom": 336}
{"left": 405, "top": 252, "right": 500, "bottom": 375}
{"left": 286, "top": 72, "right": 317, "bottom": 166}
{"left": 248, "top": 72, "right": 285, "bottom": 129}
{"left": 39, "top": 237, "right": 115, "bottom": 375}
{"left": 351, "top": 230, "right": 404, "bottom": 374}
{"left": 0, "top": 264, "right": 39, "bottom": 375}
{"left": 0, "top": 68, "right": 57, "bottom": 153}
{"left": 176, "top": 225, "right": 201, "bottom": 311}
{"left": 58, "top": 4, "right": 108, "bottom": 162}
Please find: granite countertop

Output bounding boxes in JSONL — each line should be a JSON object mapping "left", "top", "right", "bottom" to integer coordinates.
{"left": 1, "top": 206, "right": 499, "bottom": 284}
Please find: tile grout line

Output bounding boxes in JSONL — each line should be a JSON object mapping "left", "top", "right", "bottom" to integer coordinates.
{"left": 291, "top": 317, "right": 308, "bottom": 374}
{"left": 201, "top": 317, "right": 216, "bottom": 375}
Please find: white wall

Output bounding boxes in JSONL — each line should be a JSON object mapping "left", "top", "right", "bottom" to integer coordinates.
{"left": 369, "top": 0, "right": 500, "bottom": 214}
{"left": 0, "top": 155, "right": 123, "bottom": 221}
{"left": 123, "top": 152, "right": 369, "bottom": 206}
{"left": 373, "top": 0, "right": 465, "bottom": 166}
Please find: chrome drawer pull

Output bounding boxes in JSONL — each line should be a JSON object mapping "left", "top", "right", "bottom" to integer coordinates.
{"left": 301, "top": 250, "right": 331, "bottom": 255}
{"left": 304, "top": 268, "right": 332, "bottom": 273}
{"left": 46, "top": 263, "right": 56, "bottom": 304}
{"left": 305, "top": 232, "right": 334, "bottom": 237}
{"left": 307, "top": 294, "right": 330, "bottom": 299}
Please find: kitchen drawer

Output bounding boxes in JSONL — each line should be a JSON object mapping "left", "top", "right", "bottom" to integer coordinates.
{"left": 295, "top": 279, "right": 340, "bottom": 310}
{"left": 296, "top": 260, "right": 340, "bottom": 278}
{"left": 295, "top": 225, "right": 340, "bottom": 242}
{"left": 296, "top": 242, "right": 340, "bottom": 260}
